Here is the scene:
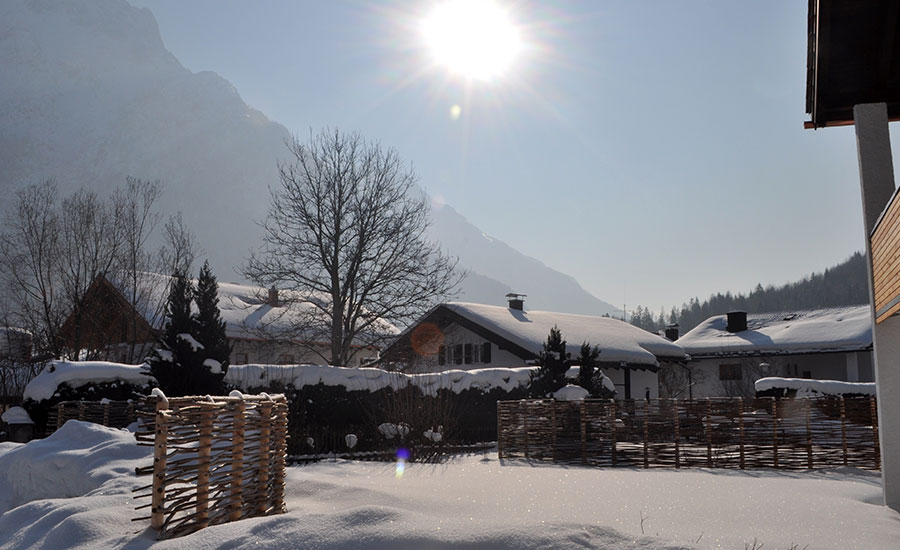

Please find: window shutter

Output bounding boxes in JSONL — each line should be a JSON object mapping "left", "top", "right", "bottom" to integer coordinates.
{"left": 464, "top": 343, "right": 472, "bottom": 364}
{"left": 481, "top": 342, "right": 491, "bottom": 363}
{"left": 438, "top": 345, "right": 445, "bottom": 366}
{"left": 454, "top": 344, "right": 463, "bottom": 365}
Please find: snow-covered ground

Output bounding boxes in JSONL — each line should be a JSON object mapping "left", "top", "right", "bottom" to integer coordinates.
{"left": 1, "top": 422, "right": 898, "bottom": 549}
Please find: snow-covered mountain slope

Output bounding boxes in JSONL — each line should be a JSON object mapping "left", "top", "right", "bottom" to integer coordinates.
{"left": 0, "top": 0, "right": 618, "bottom": 316}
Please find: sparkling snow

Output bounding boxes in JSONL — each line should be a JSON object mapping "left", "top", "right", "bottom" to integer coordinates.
{"left": 1, "top": 421, "right": 898, "bottom": 549}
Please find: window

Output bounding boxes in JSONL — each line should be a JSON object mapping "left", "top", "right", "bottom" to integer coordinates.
{"left": 802, "top": 370, "right": 812, "bottom": 379}
{"left": 454, "top": 344, "right": 463, "bottom": 365}
{"left": 719, "top": 363, "right": 742, "bottom": 381}
{"left": 481, "top": 342, "right": 491, "bottom": 363}
{"left": 278, "top": 353, "right": 295, "bottom": 365}
{"left": 233, "top": 353, "right": 248, "bottom": 365}
{"left": 464, "top": 343, "right": 473, "bottom": 364}
{"left": 473, "top": 344, "right": 480, "bottom": 363}
{"left": 438, "top": 345, "right": 446, "bottom": 366}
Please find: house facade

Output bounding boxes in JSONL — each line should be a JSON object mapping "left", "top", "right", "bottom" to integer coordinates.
{"left": 675, "top": 307, "right": 873, "bottom": 398}
{"left": 381, "top": 296, "right": 688, "bottom": 399}
{"left": 60, "top": 274, "right": 395, "bottom": 367}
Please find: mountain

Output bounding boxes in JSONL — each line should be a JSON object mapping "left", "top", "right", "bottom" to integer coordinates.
{"left": 0, "top": 0, "right": 618, "bottom": 316}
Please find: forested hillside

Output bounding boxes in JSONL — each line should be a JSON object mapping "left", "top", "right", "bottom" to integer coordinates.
{"left": 629, "top": 252, "right": 868, "bottom": 334}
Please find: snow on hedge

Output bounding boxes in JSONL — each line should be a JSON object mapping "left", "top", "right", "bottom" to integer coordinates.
{"left": 23, "top": 361, "right": 156, "bottom": 402}
{"left": 225, "top": 364, "right": 613, "bottom": 396}
{"left": 553, "top": 384, "right": 589, "bottom": 401}
{"left": 755, "top": 377, "right": 877, "bottom": 397}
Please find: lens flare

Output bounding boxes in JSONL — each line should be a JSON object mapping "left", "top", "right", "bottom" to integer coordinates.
{"left": 395, "top": 447, "right": 411, "bottom": 478}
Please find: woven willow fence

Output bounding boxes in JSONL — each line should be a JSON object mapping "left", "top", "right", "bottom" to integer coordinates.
{"left": 134, "top": 394, "right": 289, "bottom": 539}
{"left": 498, "top": 397, "right": 880, "bottom": 470}
{"left": 50, "top": 400, "right": 138, "bottom": 433}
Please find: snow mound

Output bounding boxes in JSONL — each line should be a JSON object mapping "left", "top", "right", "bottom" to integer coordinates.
{"left": 553, "top": 384, "right": 589, "bottom": 401}
{"left": 1, "top": 407, "right": 33, "bottom": 425}
{"left": 23, "top": 361, "right": 155, "bottom": 402}
{"left": 0, "top": 420, "right": 150, "bottom": 515}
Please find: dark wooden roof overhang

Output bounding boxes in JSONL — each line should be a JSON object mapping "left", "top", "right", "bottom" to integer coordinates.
{"left": 806, "top": 0, "right": 900, "bottom": 128}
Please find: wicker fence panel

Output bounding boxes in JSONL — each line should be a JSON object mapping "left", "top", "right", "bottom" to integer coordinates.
{"left": 49, "top": 400, "right": 139, "bottom": 433}
{"left": 134, "top": 394, "right": 288, "bottom": 539}
{"left": 497, "top": 397, "right": 879, "bottom": 471}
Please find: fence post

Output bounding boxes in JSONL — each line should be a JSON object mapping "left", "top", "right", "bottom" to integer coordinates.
{"left": 705, "top": 399, "right": 712, "bottom": 468}
{"left": 151, "top": 394, "right": 169, "bottom": 532}
{"left": 78, "top": 400, "right": 86, "bottom": 421}
{"left": 871, "top": 397, "right": 880, "bottom": 470}
{"left": 609, "top": 399, "right": 617, "bottom": 467}
{"left": 229, "top": 399, "right": 245, "bottom": 522}
{"left": 272, "top": 400, "right": 287, "bottom": 513}
{"left": 673, "top": 399, "right": 680, "bottom": 469}
{"left": 103, "top": 401, "right": 110, "bottom": 426}
{"left": 523, "top": 401, "right": 530, "bottom": 460}
{"left": 497, "top": 402, "right": 504, "bottom": 459}
{"left": 738, "top": 397, "right": 745, "bottom": 470}
{"left": 580, "top": 401, "right": 587, "bottom": 465}
{"left": 551, "top": 401, "right": 558, "bottom": 462}
{"left": 772, "top": 399, "right": 779, "bottom": 468}
{"left": 806, "top": 400, "right": 813, "bottom": 469}
{"left": 257, "top": 401, "right": 273, "bottom": 515}
{"left": 643, "top": 399, "right": 649, "bottom": 469}
{"left": 56, "top": 402, "right": 65, "bottom": 431}
{"left": 196, "top": 404, "right": 214, "bottom": 529}
{"left": 841, "top": 398, "right": 848, "bottom": 466}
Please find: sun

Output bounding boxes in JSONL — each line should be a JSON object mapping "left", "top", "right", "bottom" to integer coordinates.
{"left": 421, "top": 0, "right": 523, "bottom": 81}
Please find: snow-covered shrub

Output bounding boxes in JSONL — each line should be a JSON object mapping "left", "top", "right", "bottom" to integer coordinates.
{"left": 21, "top": 361, "right": 156, "bottom": 432}
{"left": 754, "top": 377, "right": 876, "bottom": 399}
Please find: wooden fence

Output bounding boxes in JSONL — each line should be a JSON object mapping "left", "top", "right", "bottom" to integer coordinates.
{"left": 134, "top": 394, "right": 289, "bottom": 539}
{"left": 49, "top": 400, "right": 138, "bottom": 433}
{"left": 497, "top": 397, "right": 880, "bottom": 470}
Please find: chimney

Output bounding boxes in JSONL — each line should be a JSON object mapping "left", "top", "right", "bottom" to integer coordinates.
{"left": 664, "top": 324, "right": 679, "bottom": 341}
{"left": 268, "top": 287, "right": 279, "bottom": 307}
{"left": 506, "top": 293, "right": 526, "bottom": 311}
{"left": 726, "top": 311, "right": 747, "bottom": 333}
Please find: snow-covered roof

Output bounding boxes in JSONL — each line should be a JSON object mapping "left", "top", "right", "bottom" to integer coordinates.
{"left": 108, "top": 272, "right": 399, "bottom": 343}
{"left": 754, "top": 377, "right": 876, "bottom": 397}
{"left": 23, "top": 361, "right": 156, "bottom": 402}
{"left": 676, "top": 306, "right": 872, "bottom": 358}
{"left": 438, "top": 302, "right": 687, "bottom": 366}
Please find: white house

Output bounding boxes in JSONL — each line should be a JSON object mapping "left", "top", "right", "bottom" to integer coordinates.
{"left": 381, "top": 295, "right": 688, "bottom": 399}
{"left": 675, "top": 307, "right": 873, "bottom": 398}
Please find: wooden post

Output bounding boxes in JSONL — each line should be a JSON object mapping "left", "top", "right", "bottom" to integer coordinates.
{"left": 643, "top": 399, "right": 650, "bottom": 469}
{"left": 551, "top": 401, "right": 558, "bottom": 462}
{"left": 772, "top": 399, "right": 779, "bottom": 468}
{"left": 806, "top": 399, "right": 813, "bottom": 469}
{"left": 196, "top": 406, "right": 213, "bottom": 528}
{"left": 56, "top": 403, "right": 65, "bottom": 431}
{"left": 496, "top": 402, "right": 504, "bottom": 459}
{"left": 272, "top": 401, "right": 287, "bottom": 513}
{"left": 523, "top": 402, "right": 530, "bottom": 460}
{"left": 257, "top": 402, "right": 273, "bottom": 515}
{"left": 78, "top": 400, "right": 86, "bottom": 421}
{"left": 609, "top": 399, "right": 617, "bottom": 466}
{"left": 738, "top": 398, "right": 745, "bottom": 470}
{"left": 151, "top": 395, "right": 169, "bottom": 532}
{"left": 673, "top": 399, "right": 680, "bottom": 469}
{"left": 229, "top": 400, "right": 245, "bottom": 522}
{"left": 705, "top": 399, "right": 712, "bottom": 468}
{"left": 580, "top": 401, "right": 587, "bottom": 465}
{"left": 871, "top": 397, "right": 881, "bottom": 470}
{"left": 841, "top": 398, "right": 848, "bottom": 466}
{"left": 103, "top": 401, "right": 110, "bottom": 426}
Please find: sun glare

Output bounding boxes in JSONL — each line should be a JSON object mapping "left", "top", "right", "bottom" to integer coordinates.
{"left": 422, "top": 0, "right": 523, "bottom": 81}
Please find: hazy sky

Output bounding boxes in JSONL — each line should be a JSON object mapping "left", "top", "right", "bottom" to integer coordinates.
{"left": 131, "top": 0, "right": 899, "bottom": 314}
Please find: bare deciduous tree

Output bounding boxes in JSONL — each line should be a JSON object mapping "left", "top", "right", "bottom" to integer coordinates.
{"left": 245, "top": 129, "right": 463, "bottom": 366}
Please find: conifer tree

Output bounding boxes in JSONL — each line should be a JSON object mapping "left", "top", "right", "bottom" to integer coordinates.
{"left": 192, "top": 261, "right": 230, "bottom": 393}
{"left": 528, "top": 326, "right": 570, "bottom": 398}
{"left": 148, "top": 271, "right": 196, "bottom": 396}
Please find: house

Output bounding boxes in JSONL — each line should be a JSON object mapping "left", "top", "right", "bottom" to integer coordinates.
{"left": 675, "top": 307, "right": 873, "bottom": 398}
{"left": 59, "top": 274, "right": 397, "bottom": 367}
{"left": 380, "top": 294, "right": 688, "bottom": 399}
